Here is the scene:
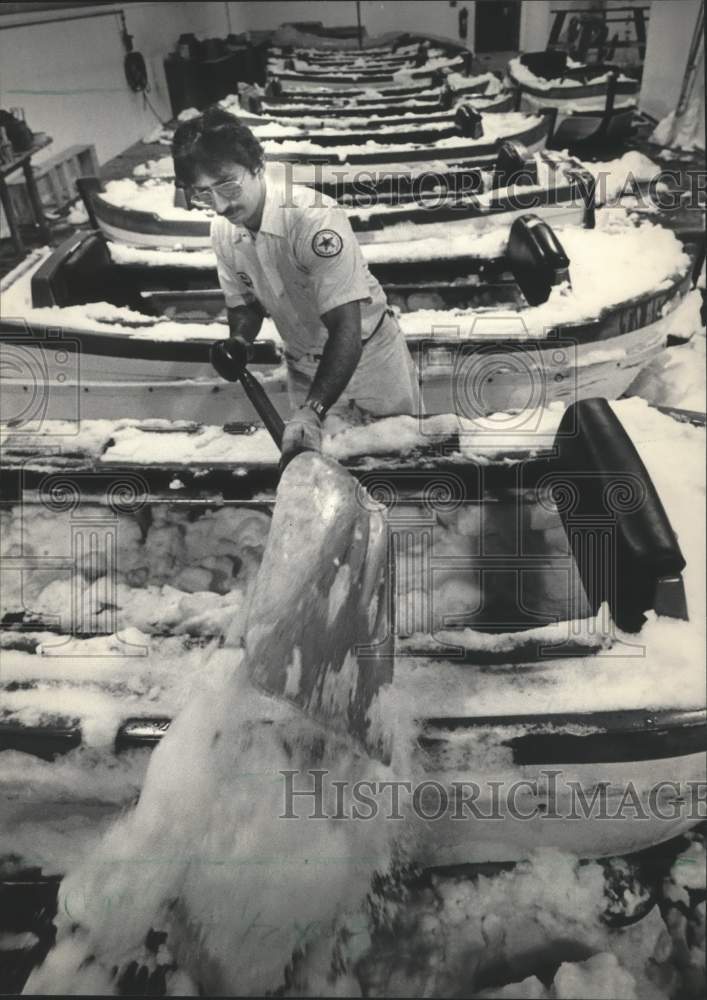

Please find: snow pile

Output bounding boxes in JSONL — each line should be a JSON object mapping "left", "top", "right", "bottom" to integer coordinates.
{"left": 586, "top": 151, "right": 662, "bottom": 205}
{"left": 102, "top": 423, "right": 280, "bottom": 465}
{"left": 66, "top": 200, "right": 89, "bottom": 225}
{"left": 0, "top": 747, "right": 150, "bottom": 873}
{"left": 0, "top": 632, "right": 225, "bottom": 749}
{"left": 23, "top": 647, "right": 409, "bottom": 995}
{"left": 176, "top": 106, "right": 199, "bottom": 122}
{"left": 141, "top": 124, "right": 168, "bottom": 144}
{"left": 101, "top": 177, "right": 195, "bottom": 221}
{"left": 448, "top": 70, "right": 503, "bottom": 96}
{"left": 108, "top": 242, "right": 215, "bottom": 268}
{"left": 0, "top": 503, "right": 271, "bottom": 636}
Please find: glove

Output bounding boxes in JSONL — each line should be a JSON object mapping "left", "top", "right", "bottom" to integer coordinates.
{"left": 210, "top": 337, "right": 251, "bottom": 381}
{"left": 280, "top": 404, "right": 323, "bottom": 470}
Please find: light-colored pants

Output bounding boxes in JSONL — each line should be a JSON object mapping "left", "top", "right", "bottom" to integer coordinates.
{"left": 285, "top": 311, "right": 420, "bottom": 427}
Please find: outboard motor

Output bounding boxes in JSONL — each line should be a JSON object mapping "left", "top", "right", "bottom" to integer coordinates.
{"left": 440, "top": 83, "right": 455, "bottom": 110}
{"left": 264, "top": 78, "right": 283, "bottom": 100}
{"left": 520, "top": 49, "right": 567, "bottom": 81}
{"left": 455, "top": 104, "right": 483, "bottom": 138}
{"left": 506, "top": 214, "right": 571, "bottom": 306}
{"left": 491, "top": 140, "right": 529, "bottom": 189}
{"left": 239, "top": 84, "right": 263, "bottom": 114}
{"left": 413, "top": 41, "right": 429, "bottom": 67}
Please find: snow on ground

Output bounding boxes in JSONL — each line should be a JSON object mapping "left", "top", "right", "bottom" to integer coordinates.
{"left": 627, "top": 323, "right": 706, "bottom": 413}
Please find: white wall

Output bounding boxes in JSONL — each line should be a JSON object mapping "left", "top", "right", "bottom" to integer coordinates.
{"left": 227, "top": 1, "right": 356, "bottom": 34}
{"left": 225, "top": 0, "right": 470, "bottom": 47}
{"left": 360, "top": 1, "right": 470, "bottom": 47}
{"left": 519, "top": 1, "right": 552, "bottom": 52}
{"left": 639, "top": 0, "right": 701, "bottom": 119}
{"left": 1, "top": 0, "right": 690, "bottom": 183}
{"left": 0, "top": 2, "right": 241, "bottom": 168}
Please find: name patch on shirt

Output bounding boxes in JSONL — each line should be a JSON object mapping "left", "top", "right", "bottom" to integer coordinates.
{"left": 312, "top": 229, "right": 343, "bottom": 258}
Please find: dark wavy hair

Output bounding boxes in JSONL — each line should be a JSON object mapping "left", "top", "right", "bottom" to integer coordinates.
{"left": 171, "top": 106, "right": 264, "bottom": 187}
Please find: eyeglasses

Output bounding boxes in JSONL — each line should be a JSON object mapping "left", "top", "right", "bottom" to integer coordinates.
{"left": 189, "top": 173, "right": 249, "bottom": 210}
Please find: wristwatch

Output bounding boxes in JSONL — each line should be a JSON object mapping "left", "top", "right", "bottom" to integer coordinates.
{"left": 304, "top": 398, "right": 327, "bottom": 421}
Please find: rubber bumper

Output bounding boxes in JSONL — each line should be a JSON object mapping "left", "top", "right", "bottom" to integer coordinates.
{"left": 554, "top": 398, "right": 686, "bottom": 632}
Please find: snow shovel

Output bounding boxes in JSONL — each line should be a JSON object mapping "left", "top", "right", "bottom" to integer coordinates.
{"left": 211, "top": 340, "right": 395, "bottom": 763}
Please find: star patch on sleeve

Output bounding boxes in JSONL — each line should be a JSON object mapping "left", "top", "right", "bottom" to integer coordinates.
{"left": 312, "top": 229, "right": 343, "bottom": 258}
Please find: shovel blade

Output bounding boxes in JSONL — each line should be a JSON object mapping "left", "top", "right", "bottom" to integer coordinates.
{"left": 244, "top": 452, "right": 394, "bottom": 762}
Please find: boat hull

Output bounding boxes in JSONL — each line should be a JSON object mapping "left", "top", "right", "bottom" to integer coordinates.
{"left": 410, "top": 748, "right": 706, "bottom": 864}
{"left": 90, "top": 182, "right": 583, "bottom": 250}
{"left": 0, "top": 311, "right": 674, "bottom": 425}
{"left": 519, "top": 92, "right": 637, "bottom": 146}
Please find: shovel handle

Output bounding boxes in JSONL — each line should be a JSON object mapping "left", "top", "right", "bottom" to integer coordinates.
{"left": 237, "top": 367, "right": 285, "bottom": 449}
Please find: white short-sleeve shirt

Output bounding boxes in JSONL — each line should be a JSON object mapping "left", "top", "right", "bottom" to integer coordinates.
{"left": 210, "top": 171, "right": 387, "bottom": 359}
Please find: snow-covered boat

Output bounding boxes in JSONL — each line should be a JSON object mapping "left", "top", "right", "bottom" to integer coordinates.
{"left": 507, "top": 51, "right": 640, "bottom": 148}
{"left": 1, "top": 397, "right": 704, "bottom": 866}
{"left": 84, "top": 148, "right": 593, "bottom": 245}
{"left": 229, "top": 111, "right": 551, "bottom": 167}
{"left": 268, "top": 71, "right": 485, "bottom": 105}
{"left": 250, "top": 87, "right": 514, "bottom": 121}
{"left": 143, "top": 79, "right": 514, "bottom": 151}
{"left": 266, "top": 52, "right": 467, "bottom": 90}
{"left": 156, "top": 96, "right": 521, "bottom": 155}
{"left": 0, "top": 216, "right": 698, "bottom": 426}
{"left": 267, "top": 40, "right": 451, "bottom": 73}
{"left": 256, "top": 73, "right": 502, "bottom": 117}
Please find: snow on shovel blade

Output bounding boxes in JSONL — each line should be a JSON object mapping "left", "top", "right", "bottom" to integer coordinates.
{"left": 244, "top": 452, "right": 394, "bottom": 763}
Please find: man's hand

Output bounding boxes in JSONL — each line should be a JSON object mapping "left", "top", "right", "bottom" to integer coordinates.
{"left": 210, "top": 337, "right": 251, "bottom": 381}
{"left": 281, "top": 404, "right": 323, "bottom": 469}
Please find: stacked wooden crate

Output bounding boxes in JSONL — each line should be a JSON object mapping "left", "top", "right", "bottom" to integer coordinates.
{"left": 6, "top": 144, "right": 98, "bottom": 221}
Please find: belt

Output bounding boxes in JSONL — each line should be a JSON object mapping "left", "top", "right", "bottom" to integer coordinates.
{"left": 285, "top": 308, "right": 394, "bottom": 364}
